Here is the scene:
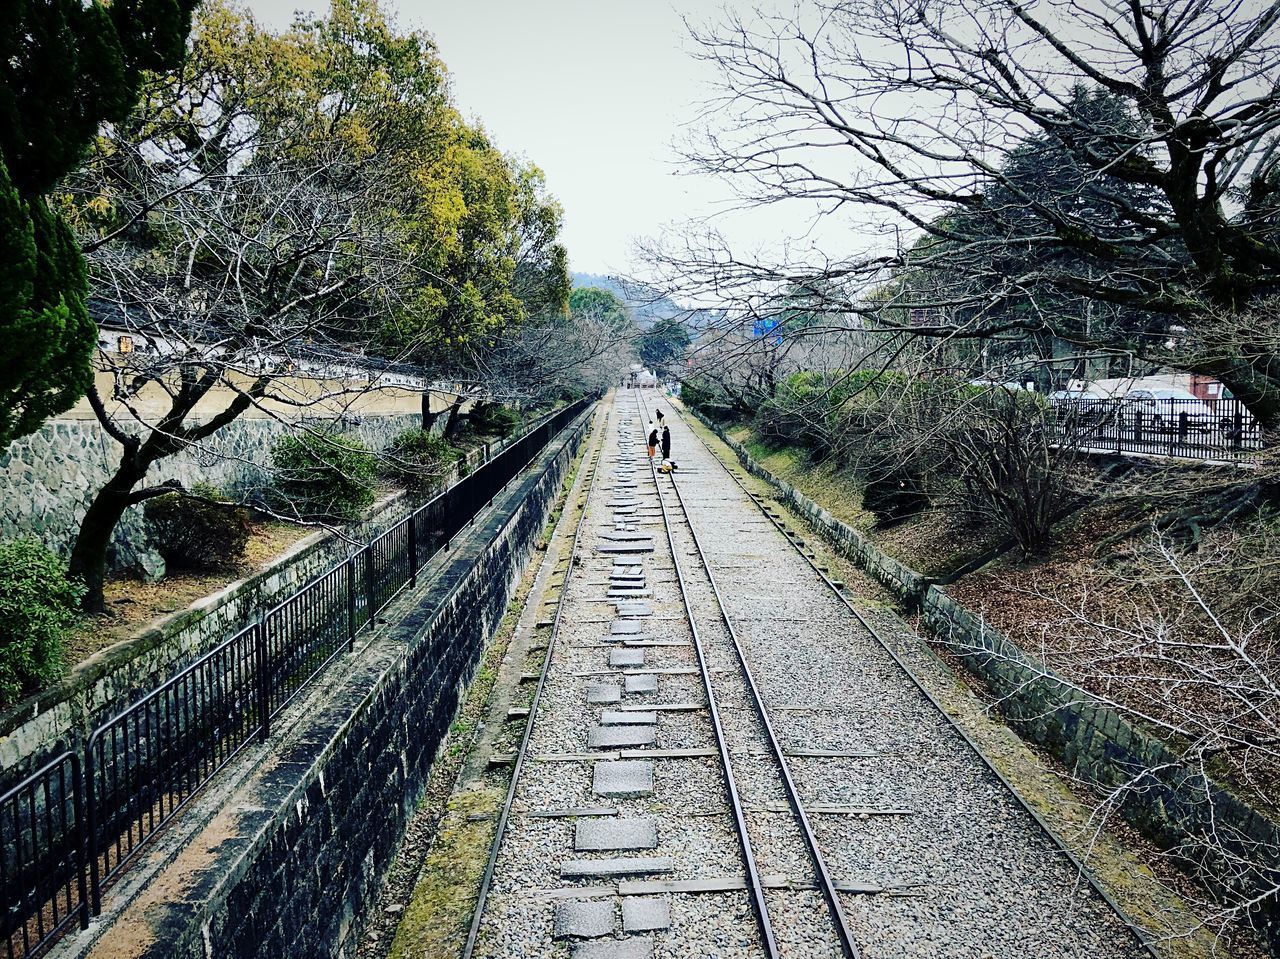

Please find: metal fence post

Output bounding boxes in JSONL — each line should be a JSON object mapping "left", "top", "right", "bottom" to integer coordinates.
{"left": 255, "top": 621, "right": 271, "bottom": 741}
{"left": 1233, "top": 409, "right": 1244, "bottom": 452}
{"left": 347, "top": 555, "right": 357, "bottom": 649}
{"left": 84, "top": 744, "right": 102, "bottom": 915}
{"left": 408, "top": 513, "right": 418, "bottom": 589}
{"left": 364, "top": 546, "right": 376, "bottom": 627}
{"left": 72, "top": 753, "right": 91, "bottom": 926}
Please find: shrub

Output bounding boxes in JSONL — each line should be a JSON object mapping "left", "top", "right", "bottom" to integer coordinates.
{"left": 755, "top": 372, "right": 832, "bottom": 456}
{"left": 752, "top": 370, "right": 916, "bottom": 463}
{"left": 0, "top": 539, "right": 83, "bottom": 706}
{"left": 382, "top": 429, "right": 461, "bottom": 494}
{"left": 863, "top": 468, "right": 930, "bottom": 521}
{"left": 468, "top": 401, "right": 521, "bottom": 438}
{"left": 271, "top": 431, "right": 378, "bottom": 520}
{"left": 679, "top": 377, "right": 716, "bottom": 412}
{"left": 680, "top": 376, "right": 738, "bottom": 421}
{"left": 940, "top": 390, "right": 1076, "bottom": 551}
{"left": 144, "top": 484, "right": 253, "bottom": 571}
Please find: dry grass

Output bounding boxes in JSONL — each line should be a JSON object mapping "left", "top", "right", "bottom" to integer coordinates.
{"left": 732, "top": 426, "right": 1002, "bottom": 575}
{"left": 876, "top": 509, "right": 1005, "bottom": 577}
{"left": 68, "top": 520, "right": 313, "bottom": 663}
{"left": 948, "top": 501, "right": 1280, "bottom": 810}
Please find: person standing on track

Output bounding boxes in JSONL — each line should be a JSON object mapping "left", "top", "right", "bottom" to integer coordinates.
{"left": 647, "top": 424, "right": 659, "bottom": 459}
{"left": 660, "top": 425, "right": 671, "bottom": 461}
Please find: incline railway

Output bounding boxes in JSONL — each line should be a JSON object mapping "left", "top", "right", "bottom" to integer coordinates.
{"left": 465, "top": 390, "right": 1155, "bottom": 959}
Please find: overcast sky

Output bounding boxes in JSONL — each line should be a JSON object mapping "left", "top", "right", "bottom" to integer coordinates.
{"left": 249, "top": 0, "right": 743, "bottom": 277}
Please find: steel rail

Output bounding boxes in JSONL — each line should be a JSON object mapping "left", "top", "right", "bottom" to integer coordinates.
{"left": 460, "top": 405, "right": 604, "bottom": 959}
{"left": 675, "top": 400, "right": 1161, "bottom": 959}
{"left": 630, "top": 390, "right": 782, "bottom": 959}
{"left": 637, "top": 391, "right": 861, "bottom": 959}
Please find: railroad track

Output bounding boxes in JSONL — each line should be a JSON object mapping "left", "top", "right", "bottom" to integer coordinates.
{"left": 635, "top": 390, "right": 858, "bottom": 959}
{"left": 461, "top": 390, "right": 1152, "bottom": 959}
{"left": 462, "top": 402, "right": 608, "bottom": 959}
{"left": 466, "top": 394, "right": 787, "bottom": 959}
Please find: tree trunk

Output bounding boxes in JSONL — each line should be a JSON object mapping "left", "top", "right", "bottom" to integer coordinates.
{"left": 421, "top": 387, "right": 442, "bottom": 433}
{"left": 67, "top": 466, "right": 146, "bottom": 614}
{"left": 442, "top": 397, "right": 464, "bottom": 440}
{"left": 1195, "top": 363, "right": 1280, "bottom": 433}
{"left": 69, "top": 373, "right": 258, "bottom": 612}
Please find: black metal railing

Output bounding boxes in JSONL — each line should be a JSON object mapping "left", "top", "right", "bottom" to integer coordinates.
{"left": 1, "top": 398, "right": 589, "bottom": 958}
{"left": 1051, "top": 395, "right": 1263, "bottom": 459}
{"left": 85, "top": 622, "right": 262, "bottom": 903}
{"left": 0, "top": 753, "right": 86, "bottom": 959}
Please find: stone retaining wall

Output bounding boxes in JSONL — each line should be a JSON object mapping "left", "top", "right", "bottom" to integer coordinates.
{"left": 696, "top": 411, "right": 1280, "bottom": 948}
{"left": 0, "top": 412, "right": 424, "bottom": 575}
{"left": 117, "top": 408, "right": 590, "bottom": 959}
{"left": 0, "top": 422, "right": 538, "bottom": 786}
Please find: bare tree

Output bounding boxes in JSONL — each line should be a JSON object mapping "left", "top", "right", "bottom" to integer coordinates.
{"left": 484, "top": 304, "right": 635, "bottom": 403}
{"left": 71, "top": 142, "right": 410, "bottom": 607}
{"left": 646, "top": 0, "right": 1280, "bottom": 425}
{"left": 61, "top": 10, "right": 434, "bottom": 610}
{"left": 951, "top": 525, "right": 1280, "bottom": 944}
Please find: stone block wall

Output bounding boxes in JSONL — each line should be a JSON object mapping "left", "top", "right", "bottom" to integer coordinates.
{"left": 697, "top": 411, "right": 1280, "bottom": 946}
{"left": 124, "top": 408, "right": 590, "bottom": 959}
{"left": 0, "top": 412, "right": 422, "bottom": 574}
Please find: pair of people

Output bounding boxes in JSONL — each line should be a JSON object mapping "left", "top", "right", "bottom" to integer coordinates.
{"left": 647, "top": 413, "right": 671, "bottom": 461}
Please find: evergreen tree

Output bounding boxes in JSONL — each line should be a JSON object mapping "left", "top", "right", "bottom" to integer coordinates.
{"left": 639, "top": 317, "right": 691, "bottom": 375}
{"left": 0, "top": 0, "right": 198, "bottom": 447}
{"left": 568, "top": 287, "right": 631, "bottom": 331}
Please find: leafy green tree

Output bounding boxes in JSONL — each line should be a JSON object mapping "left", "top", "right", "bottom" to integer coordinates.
{"left": 639, "top": 317, "right": 691, "bottom": 375}
{"left": 569, "top": 287, "right": 631, "bottom": 330}
{"left": 402, "top": 129, "right": 568, "bottom": 436}
{"left": 360, "top": 30, "right": 569, "bottom": 432}
{"left": 513, "top": 166, "right": 571, "bottom": 317}
{"left": 62, "top": 0, "right": 569, "bottom": 610}
{"left": 0, "top": 0, "right": 197, "bottom": 447}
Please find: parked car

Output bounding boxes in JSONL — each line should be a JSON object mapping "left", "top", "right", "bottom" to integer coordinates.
{"left": 1048, "top": 389, "right": 1103, "bottom": 405}
{"left": 1122, "top": 388, "right": 1217, "bottom": 434}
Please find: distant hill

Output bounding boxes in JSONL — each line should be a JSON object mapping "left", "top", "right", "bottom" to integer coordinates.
{"left": 572, "top": 272, "right": 706, "bottom": 332}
